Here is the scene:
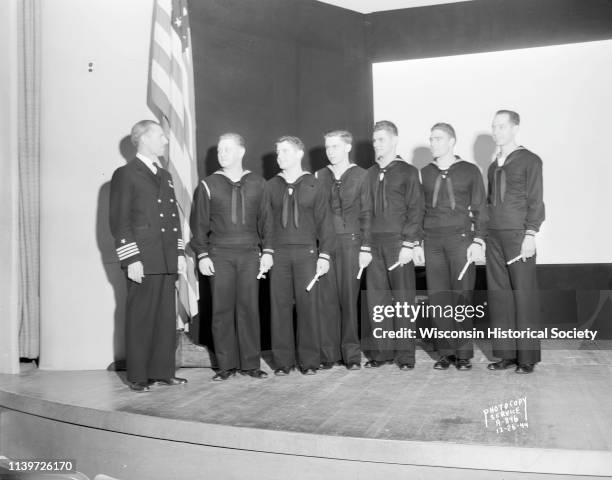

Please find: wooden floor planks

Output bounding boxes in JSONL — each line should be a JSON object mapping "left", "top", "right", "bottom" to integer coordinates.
{"left": 1, "top": 340, "right": 611, "bottom": 453}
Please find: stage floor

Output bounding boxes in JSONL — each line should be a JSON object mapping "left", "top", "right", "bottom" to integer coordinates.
{"left": 1, "top": 340, "right": 612, "bottom": 478}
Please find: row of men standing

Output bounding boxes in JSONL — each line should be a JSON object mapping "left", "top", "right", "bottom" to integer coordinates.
{"left": 109, "top": 110, "right": 544, "bottom": 391}
{"left": 190, "top": 110, "right": 545, "bottom": 380}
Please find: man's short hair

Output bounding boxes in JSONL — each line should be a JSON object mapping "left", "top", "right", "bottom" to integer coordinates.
{"left": 324, "top": 130, "right": 353, "bottom": 145}
{"left": 373, "top": 120, "right": 398, "bottom": 136}
{"left": 495, "top": 109, "right": 521, "bottom": 125}
{"left": 431, "top": 122, "right": 456, "bottom": 140}
{"left": 276, "top": 135, "right": 305, "bottom": 152}
{"left": 219, "top": 132, "right": 245, "bottom": 148}
{"left": 130, "top": 120, "right": 160, "bottom": 147}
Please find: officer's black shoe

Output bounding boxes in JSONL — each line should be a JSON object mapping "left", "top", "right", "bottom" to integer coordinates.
{"left": 242, "top": 369, "right": 268, "bottom": 379}
{"left": 319, "top": 362, "right": 335, "bottom": 370}
{"left": 129, "top": 382, "right": 151, "bottom": 392}
{"left": 212, "top": 370, "right": 235, "bottom": 381}
{"left": 487, "top": 359, "right": 517, "bottom": 370}
{"left": 301, "top": 368, "right": 317, "bottom": 375}
{"left": 153, "top": 377, "right": 188, "bottom": 386}
{"left": 515, "top": 363, "right": 535, "bottom": 374}
{"left": 398, "top": 362, "right": 415, "bottom": 370}
{"left": 364, "top": 360, "right": 391, "bottom": 368}
{"left": 274, "top": 367, "right": 292, "bottom": 376}
{"left": 455, "top": 359, "right": 472, "bottom": 370}
{"left": 346, "top": 362, "right": 361, "bottom": 370}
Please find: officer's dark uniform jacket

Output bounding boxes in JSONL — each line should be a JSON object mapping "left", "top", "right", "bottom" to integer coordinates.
{"left": 109, "top": 156, "right": 184, "bottom": 273}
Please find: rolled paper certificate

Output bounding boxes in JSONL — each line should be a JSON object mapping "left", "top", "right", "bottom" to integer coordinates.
{"left": 357, "top": 267, "right": 364, "bottom": 280}
{"left": 256, "top": 270, "right": 266, "bottom": 280}
{"left": 457, "top": 260, "right": 472, "bottom": 281}
{"left": 506, "top": 254, "right": 523, "bottom": 265}
{"left": 388, "top": 261, "right": 401, "bottom": 271}
{"left": 306, "top": 272, "right": 322, "bottom": 292}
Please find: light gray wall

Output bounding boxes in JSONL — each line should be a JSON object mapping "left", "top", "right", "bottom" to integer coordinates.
{"left": 39, "top": 0, "right": 155, "bottom": 369}
{"left": 0, "top": 0, "right": 20, "bottom": 374}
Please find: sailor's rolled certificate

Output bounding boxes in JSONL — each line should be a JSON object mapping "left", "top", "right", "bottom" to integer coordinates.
{"left": 357, "top": 267, "right": 364, "bottom": 280}
{"left": 457, "top": 260, "right": 472, "bottom": 281}
{"left": 388, "top": 261, "right": 401, "bottom": 271}
{"left": 306, "top": 272, "right": 322, "bottom": 291}
{"left": 506, "top": 254, "right": 523, "bottom": 265}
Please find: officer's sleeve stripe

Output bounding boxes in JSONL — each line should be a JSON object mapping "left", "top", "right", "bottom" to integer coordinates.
{"left": 202, "top": 180, "right": 211, "bottom": 199}
{"left": 117, "top": 246, "right": 139, "bottom": 257}
{"left": 117, "top": 242, "right": 139, "bottom": 254}
{"left": 117, "top": 247, "right": 140, "bottom": 260}
{"left": 117, "top": 247, "right": 139, "bottom": 255}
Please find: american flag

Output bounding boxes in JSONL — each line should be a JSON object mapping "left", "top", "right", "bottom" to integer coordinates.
{"left": 148, "top": 0, "right": 199, "bottom": 325}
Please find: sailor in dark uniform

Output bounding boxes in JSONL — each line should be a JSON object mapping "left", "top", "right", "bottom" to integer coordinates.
{"left": 109, "top": 120, "right": 187, "bottom": 392}
{"left": 190, "top": 133, "right": 272, "bottom": 381}
{"left": 266, "top": 136, "right": 335, "bottom": 376}
{"left": 363, "top": 121, "right": 425, "bottom": 370}
{"left": 315, "top": 130, "right": 371, "bottom": 370}
{"left": 486, "top": 110, "right": 545, "bottom": 374}
{"left": 417, "top": 123, "right": 487, "bottom": 371}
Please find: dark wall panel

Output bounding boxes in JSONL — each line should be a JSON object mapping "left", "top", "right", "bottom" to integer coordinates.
{"left": 190, "top": 0, "right": 374, "bottom": 179}
{"left": 367, "top": 0, "right": 612, "bottom": 62}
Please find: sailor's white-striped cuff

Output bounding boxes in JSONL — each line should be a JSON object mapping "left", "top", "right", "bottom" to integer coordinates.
{"left": 178, "top": 238, "right": 185, "bottom": 249}
{"left": 197, "top": 252, "right": 209, "bottom": 259}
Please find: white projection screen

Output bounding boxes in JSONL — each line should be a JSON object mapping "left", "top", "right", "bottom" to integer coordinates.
{"left": 373, "top": 39, "right": 612, "bottom": 265}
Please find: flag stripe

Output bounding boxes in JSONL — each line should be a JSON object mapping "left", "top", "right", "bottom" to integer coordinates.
{"left": 151, "top": 38, "right": 171, "bottom": 74}
{"left": 153, "top": 26, "right": 171, "bottom": 58}
{"left": 154, "top": 5, "right": 171, "bottom": 32}
{"left": 149, "top": 0, "right": 199, "bottom": 320}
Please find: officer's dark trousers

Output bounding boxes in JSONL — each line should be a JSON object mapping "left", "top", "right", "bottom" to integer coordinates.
{"left": 424, "top": 231, "right": 475, "bottom": 359}
{"left": 365, "top": 233, "right": 416, "bottom": 364}
{"left": 126, "top": 273, "right": 177, "bottom": 383}
{"left": 270, "top": 246, "right": 321, "bottom": 370}
{"left": 318, "top": 233, "right": 362, "bottom": 365}
{"left": 486, "top": 229, "right": 541, "bottom": 364}
{"left": 209, "top": 246, "right": 261, "bottom": 371}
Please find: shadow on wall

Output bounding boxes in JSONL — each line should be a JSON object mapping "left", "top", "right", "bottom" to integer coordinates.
{"left": 94, "top": 135, "right": 136, "bottom": 369}
{"left": 473, "top": 133, "right": 496, "bottom": 178}
{"left": 200, "top": 145, "right": 220, "bottom": 179}
{"left": 354, "top": 140, "right": 374, "bottom": 169}
{"left": 307, "top": 146, "right": 327, "bottom": 174}
{"left": 261, "top": 151, "right": 279, "bottom": 180}
{"left": 411, "top": 145, "right": 432, "bottom": 170}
